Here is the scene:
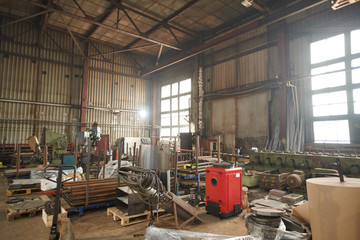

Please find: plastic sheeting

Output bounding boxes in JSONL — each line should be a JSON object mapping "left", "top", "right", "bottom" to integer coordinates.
{"left": 245, "top": 214, "right": 310, "bottom": 240}
{"left": 145, "top": 226, "right": 256, "bottom": 240}
{"left": 98, "top": 160, "right": 132, "bottom": 178}
{"left": 36, "top": 167, "right": 83, "bottom": 191}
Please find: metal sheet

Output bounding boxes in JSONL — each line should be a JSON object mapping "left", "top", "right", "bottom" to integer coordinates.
{"left": 0, "top": 17, "right": 149, "bottom": 144}
{"left": 140, "top": 144, "right": 170, "bottom": 171}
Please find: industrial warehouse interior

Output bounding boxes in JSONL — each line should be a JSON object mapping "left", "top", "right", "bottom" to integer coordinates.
{"left": 0, "top": 0, "right": 360, "bottom": 239}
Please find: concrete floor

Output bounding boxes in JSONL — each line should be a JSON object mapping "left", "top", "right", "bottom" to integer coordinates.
{"left": 0, "top": 176, "right": 249, "bottom": 239}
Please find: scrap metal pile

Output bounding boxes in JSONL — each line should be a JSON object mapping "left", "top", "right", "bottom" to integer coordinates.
{"left": 118, "top": 166, "right": 203, "bottom": 227}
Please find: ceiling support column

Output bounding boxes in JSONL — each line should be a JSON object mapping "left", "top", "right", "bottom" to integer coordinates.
{"left": 277, "top": 22, "right": 289, "bottom": 143}
{"left": 151, "top": 77, "right": 158, "bottom": 145}
{"left": 80, "top": 43, "right": 89, "bottom": 131}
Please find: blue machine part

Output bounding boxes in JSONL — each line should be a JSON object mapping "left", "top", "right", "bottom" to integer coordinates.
{"left": 67, "top": 201, "right": 115, "bottom": 216}
{"left": 62, "top": 154, "right": 75, "bottom": 170}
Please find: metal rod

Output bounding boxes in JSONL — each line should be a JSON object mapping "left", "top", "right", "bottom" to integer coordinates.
{"left": 43, "top": 145, "right": 48, "bottom": 168}
{"left": 117, "top": 138, "right": 124, "bottom": 187}
{"left": 156, "top": 44, "right": 163, "bottom": 66}
{"left": 16, "top": 144, "right": 20, "bottom": 178}
{"left": 97, "top": 140, "right": 101, "bottom": 178}
{"left": 217, "top": 135, "right": 220, "bottom": 163}
{"left": 103, "top": 138, "right": 107, "bottom": 179}
{"left": 86, "top": 138, "right": 90, "bottom": 206}
{"left": 74, "top": 138, "right": 77, "bottom": 181}
{"left": 336, "top": 158, "right": 345, "bottom": 182}
{"left": 196, "top": 135, "right": 199, "bottom": 175}
{"left": 174, "top": 138, "right": 177, "bottom": 195}
{"left": 133, "top": 142, "right": 136, "bottom": 167}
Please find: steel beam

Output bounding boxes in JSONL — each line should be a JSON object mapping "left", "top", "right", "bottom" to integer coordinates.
{"left": 60, "top": 15, "right": 85, "bottom": 57}
{"left": 29, "top": 1, "right": 180, "bottom": 50}
{"left": 151, "top": 78, "right": 158, "bottom": 145}
{"left": 89, "top": 44, "right": 157, "bottom": 57}
{"left": 0, "top": 10, "right": 51, "bottom": 28}
{"left": 277, "top": 22, "right": 289, "bottom": 141}
{"left": 106, "top": 0, "right": 197, "bottom": 37}
{"left": 123, "top": 0, "right": 200, "bottom": 50}
{"left": 141, "top": 0, "right": 327, "bottom": 76}
{"left": 80, "top": 43, "right": 89, "bottom": 131}
{"left": 85, "top": 5, "right": 117, "bottom": 38}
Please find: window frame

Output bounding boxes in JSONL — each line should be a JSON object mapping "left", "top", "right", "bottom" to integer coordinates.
{"left": 310, "top": 30, "right": 360, "bottom": 144}
{"left": 160, "top": 79, "right": 192, "bottom": 139}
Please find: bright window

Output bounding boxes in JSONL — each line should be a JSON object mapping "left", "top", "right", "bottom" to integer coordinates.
{"left": 310, "top": 30, "right": 360, "bottom": 144}
{"left": 160, "top": 79, "right": 191, "bottom": 139}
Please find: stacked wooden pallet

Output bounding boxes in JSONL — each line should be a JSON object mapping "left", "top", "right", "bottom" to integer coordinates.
{"left": 62, "top": 178, "right": 124, "bottom": 207}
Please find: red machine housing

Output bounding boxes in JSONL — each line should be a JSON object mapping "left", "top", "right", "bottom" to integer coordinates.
{"left": 205, "top": 164, "right": 243, "bottom": 218}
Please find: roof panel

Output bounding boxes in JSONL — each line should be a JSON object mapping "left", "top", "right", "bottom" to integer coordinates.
{"left": 0, "top": 0, "right": 275, "bottom": 57}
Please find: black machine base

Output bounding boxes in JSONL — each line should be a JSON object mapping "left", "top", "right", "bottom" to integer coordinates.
{"left": 205, "top": 201, "right": 242, "bottom": 219}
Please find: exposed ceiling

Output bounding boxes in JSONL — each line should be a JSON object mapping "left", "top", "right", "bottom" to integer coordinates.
{"left": 0, "top": 0, "right": 279, "bottom": 57}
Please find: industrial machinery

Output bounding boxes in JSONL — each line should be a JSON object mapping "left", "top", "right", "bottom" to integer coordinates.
{"left": 77, "top": 122, "right": 101, "bottom": 147}
{"left": 42, "top": 128, "right": 68, "bottom": 164}
{"left": 247, "top": 151, "right": 360, "bottom": 177}
{"left": 205, "top": 162, "right": 243, "bottom": 219}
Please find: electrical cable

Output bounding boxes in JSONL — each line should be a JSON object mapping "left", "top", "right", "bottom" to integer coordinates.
{"left": 118, "top": 166, "right": 168, "bottom": 208}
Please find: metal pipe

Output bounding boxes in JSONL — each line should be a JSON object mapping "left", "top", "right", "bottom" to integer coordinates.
{"left": 217, "top": 135, "right": 221, "bottom": 163}
{"left": 196, "top": 135, "right": 199, "bottom": 175}
{"left": 103, "top": 138, "right": 107, "bottom": 179}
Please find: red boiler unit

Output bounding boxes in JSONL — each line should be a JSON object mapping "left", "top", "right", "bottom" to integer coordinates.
{"left": 205, "top": 162, "right": 243, "bottom": 219}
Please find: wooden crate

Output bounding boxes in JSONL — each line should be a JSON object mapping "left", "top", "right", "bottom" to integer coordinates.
{"left": 42, "top": 207, "right": 68, "bottom": 227}
{"left": 107, "top": 207, "right": 164, "bottom": 226}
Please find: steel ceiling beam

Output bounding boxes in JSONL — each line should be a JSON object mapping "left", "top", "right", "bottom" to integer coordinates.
{"left": 29, "top": 1, "right": 181, "bottom": 50}
{"left": 0, "top": 10, "right": 51, "bottom": 28}
{"left": 141, "top": 0, "right": 328, "bottom": 77}
{"left": 106, "top": 0, "right": 197, "bottom": 37}
{"left": 85, "top": 5, "right": 117, "bottom": 38}
{"left": 123, "top": 0, "right": 201, "bottom": 50}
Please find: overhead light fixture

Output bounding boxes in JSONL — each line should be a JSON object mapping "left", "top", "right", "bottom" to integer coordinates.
{"left": 241, "top": 0, "right": 253, "bottom": 7}
{"left": 139, "top": 110, "right": 147, "bottom": 118}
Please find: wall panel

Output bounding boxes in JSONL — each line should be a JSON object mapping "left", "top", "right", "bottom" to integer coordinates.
{"left": 0, "top": 16, "right": 150, "bottom": 144}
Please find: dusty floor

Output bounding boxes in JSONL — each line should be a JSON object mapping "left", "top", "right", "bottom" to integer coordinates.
{"left": 0, "top": 176, "right": 249, "bottom": 239}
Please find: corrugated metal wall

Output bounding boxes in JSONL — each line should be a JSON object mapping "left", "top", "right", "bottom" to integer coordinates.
{"left": 0, "top": 16, "right": 150, "bottom": 144}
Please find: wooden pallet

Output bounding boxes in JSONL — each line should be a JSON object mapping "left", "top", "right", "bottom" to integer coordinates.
{"left": 6, "top": 188, "right": 41, "bottom": 197}
{"left": 107, "top": 207, "right": 165, "bottom": 226}
{"left": 7, "top": 204, "right": 44, "bottom": 221}
{"left": 6, "top": 195, "right": 49, "bottom": 221}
